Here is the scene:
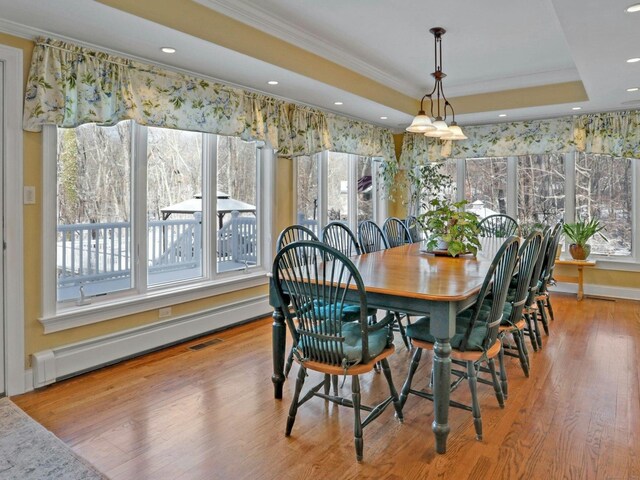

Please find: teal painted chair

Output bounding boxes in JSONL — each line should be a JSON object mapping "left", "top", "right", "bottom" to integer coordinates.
{"left": 383, "top": 216, "right": 413, "bottom": 247}
{"left": 522, "top": 226, "right": 551, "bottom": 351}
{"left": 357, "top": 220, "right": 411, "bottom": 349}
{"left": 276, "top": 224, "right": 318, "bottom": 251}
{"left": 404, "top": 215, "right": 425, "bottom": 243}
{"left": 479, "top": 214, "right": 519, "bottom": 238}
{"left": 357, "top": 220, "right": 390, "bottom": 254}
{"left": 535, "top": 221, "right": 563, "bottom": 331}
{"left": 496, "top": 231, "right": 544, "bottom": 394}
{"left": 276, "top": 225, "right": 319, "bottom": 377}
{"left": 272, "top": 241, "right": 403, "bottom": 461}
{"left": 399, "top": 236, "right": 520, "bottom": 441}
{"left": 321, "top": 221, "right": 379, "bottom": 321}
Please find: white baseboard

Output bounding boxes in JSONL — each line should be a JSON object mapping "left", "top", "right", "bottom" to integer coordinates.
{"left": 31, "top": 295, "right": 271, "bottom": 389}
{"left": 553, "top": 282, "right": 640, "bottom": 301}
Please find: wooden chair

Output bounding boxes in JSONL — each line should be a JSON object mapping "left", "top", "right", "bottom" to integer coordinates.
{"left": 272, "top": 241, "right": 403, "bottom": 461}
{"left": 357, "top": 220, "right": 390, "bottom": 254}
{"left": 357, "top": 220, "right": 411, "bottom": 349}
{"left": 496, "top": 231, "right": 543, "bottom": 393}
{"left": 522, "top": 226, "right": 551, "bottom": 351}
{"left": 399, "top": 236, "right": 520, "bottom": 441}
{"left": 276, "top": 224, "right": 318, "bottom": 251}
{"left": 276, "top": 225, "right": 320, "bottom": 377}
{"left": 535, "top": 221, "right": 563, "bottom": 331}
{"left": 404, "top": 215, "right": 424, "bottom": 243}
{"left": 383, "top": 217, "right": 413, "bottom": 247}
{"left": 321, "top": 221, "right": 378, "bottom": 321}
{"left": 321, "top": 221, "right": 362, "bottom": 256}
{"left": 479, "top": 214, "right": 519, "bottom": 238}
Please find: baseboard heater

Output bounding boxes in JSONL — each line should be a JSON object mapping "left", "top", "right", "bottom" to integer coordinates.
{"left": 32, "top": 295, "right": 271, "bottom": 389}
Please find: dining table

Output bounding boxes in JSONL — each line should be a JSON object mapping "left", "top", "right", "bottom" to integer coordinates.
{"left": 269, "top": 237, "right": 506, "bottom": 454}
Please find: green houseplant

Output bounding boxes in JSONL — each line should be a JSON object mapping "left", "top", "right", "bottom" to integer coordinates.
{"left": 562, "top": 218, "right": 607, "bottom": 260}
{"left": 420, "top": 198, "right": 482, "bottom": 257}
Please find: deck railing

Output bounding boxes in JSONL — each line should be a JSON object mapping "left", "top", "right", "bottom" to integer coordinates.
{"left": 57, "top": 212, "right": 256, "bottom": 288}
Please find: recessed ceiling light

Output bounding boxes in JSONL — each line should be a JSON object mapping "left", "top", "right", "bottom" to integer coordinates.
{"left": 498, "top": 114, "right": 507, "bottom": 117}
{"left": 380, "top": 116, "right": 388, "bottom": 120}
{"left": 572, "top": 107, "right": 582, "bottom": 110}
{"left": 267, "top": 80, "right": 279, "bottom": 85}
{"left": 627, "top": 57, "right": 640, "bottom": 63}
{"left": 627, "top": 87, "right": 639, "bottom": 92}
{"left": 626, "top": 3, "right": 640, "bottom": 12}
{"left": 334, "top": 101, "right": 343, "bottom": 106}
{"left": 161, "top": 47, "right": 176, "bottom": 54}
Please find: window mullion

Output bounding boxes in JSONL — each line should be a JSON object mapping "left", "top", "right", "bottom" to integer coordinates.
{"left": 348, "top": 155, "right": 358, "bottom": 231}
{"left": 42, "top": 126, "right": 57, "bottom": 316}
{"left": 205, "top": 134, "right": 218, "bottom": 278}
{"left": 564, "top": 152, "right": 576, "bottom": 224}
{"left": 318, "top": 151, "right": 328, "bottom": 231}
{"left": 133, "top": 123, "right": 148, "bottom": 294}
{"left": 633, "top": 159, "right": 639, "bottom": 260}
{"left": 507, "top": 157, "right": 518, "bottom": 219}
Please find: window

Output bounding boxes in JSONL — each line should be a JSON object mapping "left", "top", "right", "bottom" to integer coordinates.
{"left": 294, "top": 152, "right": 384, "bottom": 234}
{"left": 575, "top": 153, "right": 632, "bottom": 256}
{"left": 464, "top": 157, "right": 508, "bottom": 217}
{"left": 453, "top": 153, "right": 637, "bottom": 259}
{"left": 517, "top": 154, "right": 565, "bottom": 227}
{"left": 48, "top": 121, "right": 271, "bottom": 318}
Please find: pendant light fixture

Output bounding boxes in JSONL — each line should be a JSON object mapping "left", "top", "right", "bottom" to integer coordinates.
{"left": 406, "top": 27, "right": 467, "bottom": 140}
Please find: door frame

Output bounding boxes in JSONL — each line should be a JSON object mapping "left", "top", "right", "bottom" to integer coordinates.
{"left": 1, "top": 44, "right": 24, "bottom": 395}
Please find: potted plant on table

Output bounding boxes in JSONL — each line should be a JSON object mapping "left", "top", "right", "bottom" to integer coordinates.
{"left": 420, "top": 198, "right": 482, "bottom": 257}
{"left": 562, "top": 218, "right": 607, "bottom": 260}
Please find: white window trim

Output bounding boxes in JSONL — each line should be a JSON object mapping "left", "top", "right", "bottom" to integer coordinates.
{"left": 41, "top": 125, "right": 273, "bottom": 332}
{"left": 1, "top": 45, "right": 25, "bottom": 394}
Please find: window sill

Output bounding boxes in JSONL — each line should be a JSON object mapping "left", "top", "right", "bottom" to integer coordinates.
{"left": 39, "top": 270, "right": 270, "bottom": 333}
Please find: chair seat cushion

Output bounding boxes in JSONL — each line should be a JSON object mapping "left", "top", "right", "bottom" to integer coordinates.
{"left": 301, "top": 320, "right": 390, "bottom": 363}
{"left": 406, "top": 310, "right": 488, "bottom": 351}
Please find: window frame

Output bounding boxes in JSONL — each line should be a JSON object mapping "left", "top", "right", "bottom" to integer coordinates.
{"left": 41, "top": 124, "right": 274, "bottom": 333}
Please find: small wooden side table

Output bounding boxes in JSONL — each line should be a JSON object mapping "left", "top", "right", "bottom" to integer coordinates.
{"left": 554, "top": 259, "right": 596, "bottom": 300}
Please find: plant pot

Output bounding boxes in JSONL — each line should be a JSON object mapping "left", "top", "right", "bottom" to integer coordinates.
{"left": 569, "top": 243, "right": 590, "bottom": 260}
{"left": 435, "top": 239, "right": 449, "bottom": 251}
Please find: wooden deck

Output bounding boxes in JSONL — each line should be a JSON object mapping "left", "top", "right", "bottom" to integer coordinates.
{"left": 13, "top": 294, "right": 640, "bottom": 479}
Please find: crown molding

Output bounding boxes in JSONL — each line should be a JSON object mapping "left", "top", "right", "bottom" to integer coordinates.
{"left": 194, "top": 0, "right": 416, "bottom": 95}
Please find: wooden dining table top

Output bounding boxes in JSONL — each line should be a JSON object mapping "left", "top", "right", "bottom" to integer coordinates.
{"left": 349, "top": 237, "right": 507, "bottom": 302}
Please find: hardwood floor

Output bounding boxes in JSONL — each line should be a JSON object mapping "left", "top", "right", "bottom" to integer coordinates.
{"left": 13, "top": 294, "right": 640, "bottom": 479}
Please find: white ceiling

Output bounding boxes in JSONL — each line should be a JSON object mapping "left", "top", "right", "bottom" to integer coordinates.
{"left": 0, "top": 0, "right": 639, "bottom": 131}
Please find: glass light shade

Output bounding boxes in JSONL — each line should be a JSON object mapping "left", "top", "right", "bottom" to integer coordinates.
{"left": 406, "top": 113, "right": 436, "bottom": 133}
{"left": 424, "top": 119, "right": 449, "bottom": 137}
{"left": 441, "top": 124, "right": 467, "bottom": 140}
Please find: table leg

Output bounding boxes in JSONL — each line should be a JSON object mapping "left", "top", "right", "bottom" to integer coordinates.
{"left": 577, "top": 266, "right": 584, "bottom": 301}
{"left": 272, "top": 305, "right": 286, "bottom": 399}
{"left": 430, "top": 302, "right": 456, "bottom": 454}
{"left": 432, "top": 338, "right": 452, "bottom": 454}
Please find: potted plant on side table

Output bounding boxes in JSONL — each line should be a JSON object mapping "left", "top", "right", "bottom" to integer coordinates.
{"left": 562, "top": 218, "right": 607, "bottom": 260}
{"left": 420, "top": 198, "right": 481, "bottom": 257}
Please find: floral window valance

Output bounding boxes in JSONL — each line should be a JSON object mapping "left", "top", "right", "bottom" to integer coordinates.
{"left": 399, "top": 110, "right": 639, "bottom": 168}
{"left": 23, "top": 37, "right": 396, "bottom": 162}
